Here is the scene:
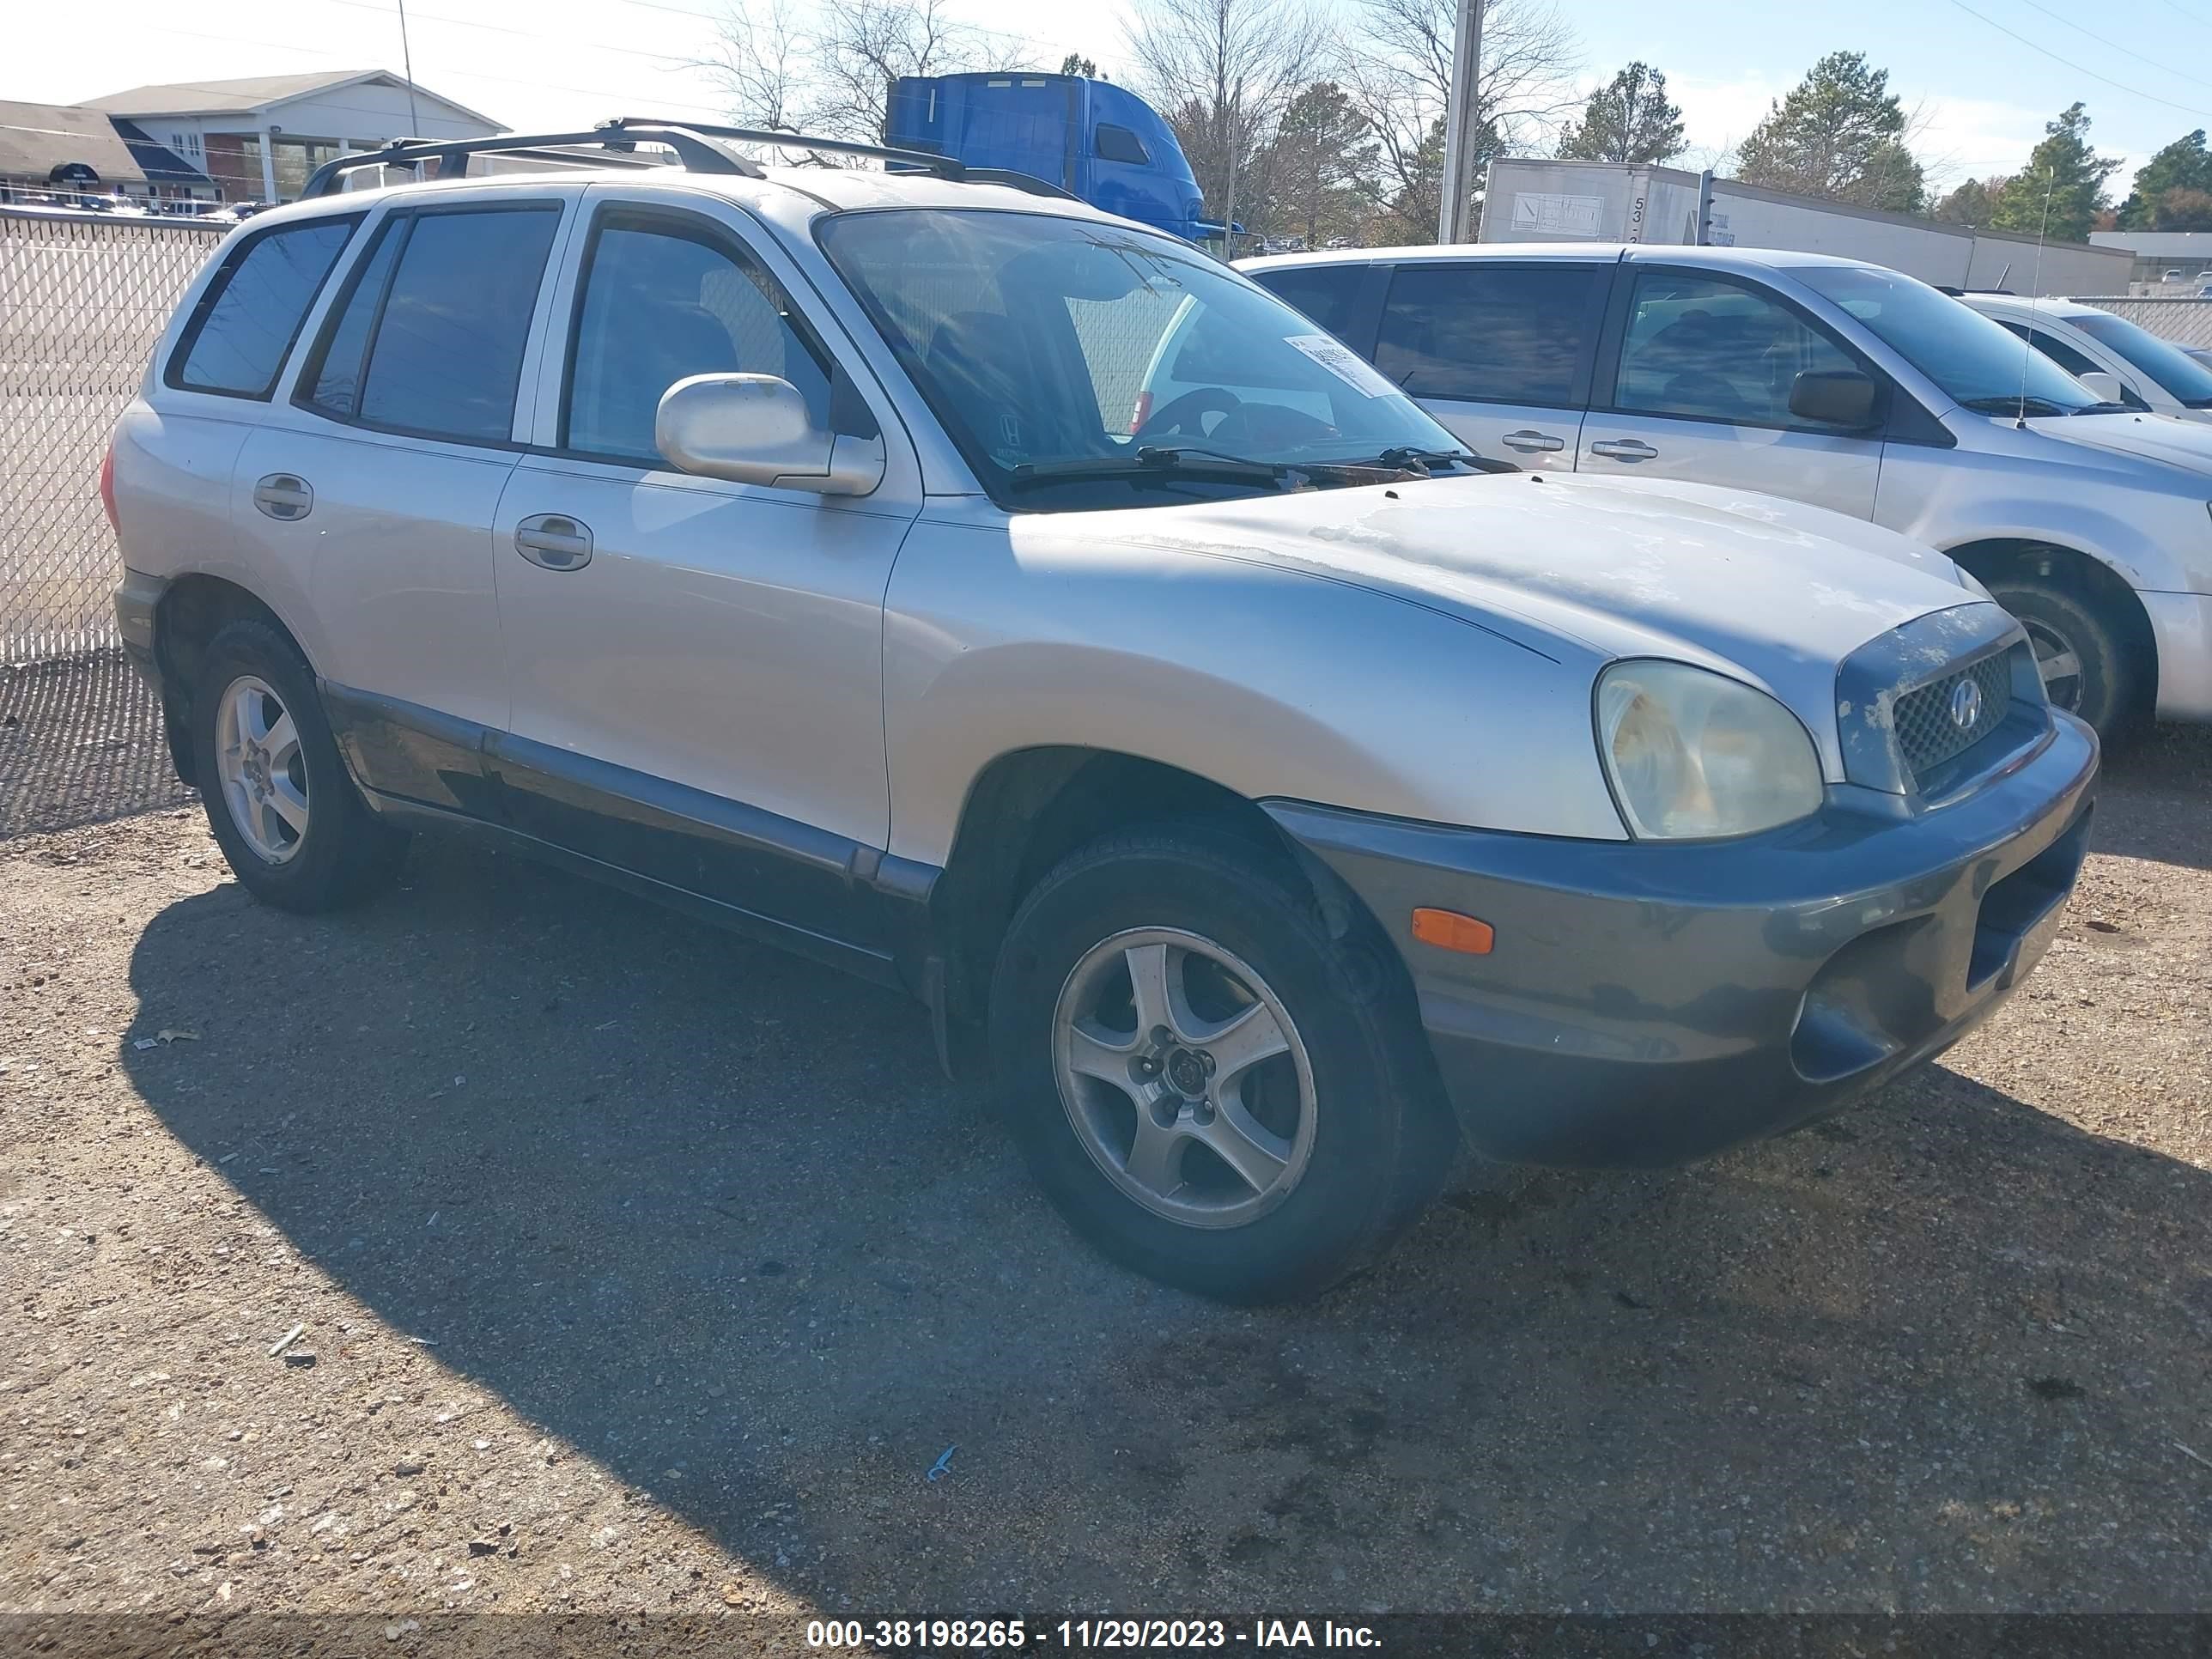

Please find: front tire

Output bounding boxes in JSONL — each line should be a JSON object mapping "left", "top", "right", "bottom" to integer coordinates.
{"left": 191, "top": 617, "right": 407, "bottom": 911}
{"left": 1984, "top": 575, "right": 2135, "bottom": 738}
{"left": 988, "top": 826, "right": 1455, "bottom": 1304}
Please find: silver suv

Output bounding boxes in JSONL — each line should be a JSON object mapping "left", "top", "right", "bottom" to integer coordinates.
{"left": 1243, "top": 244, "right": 2212, "bottom": 738}
{"left": 109, "top": 125, "right": 2097, "bottom": 1302}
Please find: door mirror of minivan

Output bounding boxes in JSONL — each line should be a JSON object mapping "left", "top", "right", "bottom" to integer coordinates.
{"left": 1787, "top": 368, "right": 1883, "bottom": 430}
{"left": 2074, "top": 369, "right": 2124, "bottom": 404}
{"left": 654, "top": 373, "right": 884, "bottom": 495}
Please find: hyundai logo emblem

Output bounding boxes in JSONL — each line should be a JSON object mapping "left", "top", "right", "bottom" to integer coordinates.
{"left": 1948, "top": 678, "right": 1984, "bottom": 731}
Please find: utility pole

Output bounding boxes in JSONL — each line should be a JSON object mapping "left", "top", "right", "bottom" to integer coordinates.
{"left": 1436, "top": 0, "right": 1483, "bottom": 242}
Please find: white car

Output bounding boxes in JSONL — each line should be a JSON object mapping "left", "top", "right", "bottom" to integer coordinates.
{"left": 1963, "top": 293, "right": 2212, "bottom": 427}
{"left": 1243, "top": 245, "right": 2212, "bottom": 738}
{"left": 106, "top": 125, "right": 2095, "bottom": 1300}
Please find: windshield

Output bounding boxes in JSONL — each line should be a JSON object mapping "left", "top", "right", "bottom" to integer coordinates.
{"left": 2070, "top": 312, "right": 2212, "bottom": 408}
{"left": 817, "top": 210, "right": 1467, "bottom": 506}
{"left": 1794, "top": 264, "right": 2098, "bottom": 414}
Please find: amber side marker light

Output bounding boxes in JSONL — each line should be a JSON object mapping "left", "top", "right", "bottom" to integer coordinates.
{"left": 1410, "top": 908, "right": 1494, "bottom": 955}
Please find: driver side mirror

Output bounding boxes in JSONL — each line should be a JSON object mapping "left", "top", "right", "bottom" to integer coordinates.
{"left": 2074, "top": 369, "right": 2124, "bottom": 404}
{"left": 655, "top": 373, "right": 884, "bottom": 496}
{"left": 1788, "top": 368, "right": 1883, "bottom": 430}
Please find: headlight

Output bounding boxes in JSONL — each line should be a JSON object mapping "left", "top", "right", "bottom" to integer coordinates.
{"left": 1595, "top": 660, "right": 1824, "bottom": 839}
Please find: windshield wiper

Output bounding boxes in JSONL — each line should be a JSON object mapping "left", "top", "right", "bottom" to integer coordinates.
{"left": 1006, "top": 447, "right": 1302, "bottom": 490}
{"left": 1368, "top": 446, "right": 1516, "bottom": 475}
{"left": 1958, "top": 394, "right": 2074, "bottom": 417}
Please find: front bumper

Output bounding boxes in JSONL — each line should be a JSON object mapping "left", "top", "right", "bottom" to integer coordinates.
{"left": 1267, "top": 712, "right": 2100, "bottom": 1168}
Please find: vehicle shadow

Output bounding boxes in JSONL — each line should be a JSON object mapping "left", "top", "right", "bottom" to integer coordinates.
{"left": 2092, "top": 720, "right": 2212, "bottom": 872}
{"left": 0, "top": 650, "right": 195, "bottom": 840}
{"left": 122, "top": 836, "right": 2212, "bottom": 1613}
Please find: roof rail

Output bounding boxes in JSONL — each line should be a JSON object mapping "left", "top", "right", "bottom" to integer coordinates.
{"left": 301, "top": 117, "right": 1079, "bottom": 203}
{"left": 301, "top": 123, "right": 760, "bottom": 198}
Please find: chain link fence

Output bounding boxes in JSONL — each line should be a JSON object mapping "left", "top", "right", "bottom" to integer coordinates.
{"left": 1, "top": 206, "right": 224, "bottom": 665}
{"left": 2074, "top": 296, "right": 2212, "bottom": 350}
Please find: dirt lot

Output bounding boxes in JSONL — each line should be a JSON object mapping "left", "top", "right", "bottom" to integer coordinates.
{"left": 2, "top": 702, "right": 2209, "bottom": 1637}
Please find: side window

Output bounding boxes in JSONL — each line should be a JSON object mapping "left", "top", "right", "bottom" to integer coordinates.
{"left": 1250, "top": 265, "right": 1365, "bottom": 342}
{"left": 562, "top": 210, "right": 832, "bottom": 464}
{"left": 1613, "top": 270, "right": 1861, "bottom": 428}
{"left": 299, "top": 205, "right": 562, "bottom": 443}
{"left": 1095, "top": 124, "right": 1151, "bottom": 165}
{"left": 1993, "top": 319, "right": 2101, "bottom": 378}
{"left": 1373, "top": 264, "right": 1602, "bottom": 405}
{"left": 300, "top": 218, "right": 403, "bottom": 418}
{"left": 167, "top": 216, "right": 359, "bottom": 398}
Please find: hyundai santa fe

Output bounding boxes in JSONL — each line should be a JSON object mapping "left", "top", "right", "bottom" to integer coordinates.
{"left": 106, "top": 123, "right": 2097, "bottom": 1301}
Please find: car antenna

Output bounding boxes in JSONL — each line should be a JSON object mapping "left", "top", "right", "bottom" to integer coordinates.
{"left": 2016, "top": 170, "right": 2055, "bottom": 429}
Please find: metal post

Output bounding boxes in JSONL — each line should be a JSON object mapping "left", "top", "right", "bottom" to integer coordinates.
{"left": 1695, "top": 169, "right": 1715, "bottom": 246}
{"left": 1436, "top": 0, "right": 1483, "bottom": 243}
{"left": 258, "top": 125, "right": 278, "bottom": 204}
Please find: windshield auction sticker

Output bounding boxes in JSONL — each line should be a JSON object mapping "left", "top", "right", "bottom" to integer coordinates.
{"left": 1284, "top": 333, "right": 1400, "bottom": 399}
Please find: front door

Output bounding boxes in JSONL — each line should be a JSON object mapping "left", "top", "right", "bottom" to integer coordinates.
{"left": 1370, "top": 258, "right": 1608, "bottom": 472}
{"left": 489, "top": 187, "right": 919, "bottom": 939}
{"left": 1578, "top": 266, "right": 1885, "bottom": 518}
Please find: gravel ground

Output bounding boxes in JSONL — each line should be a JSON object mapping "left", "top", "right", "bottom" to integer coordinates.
{"left": 1, "top": 714, "right": 2209, "bottom": 1636}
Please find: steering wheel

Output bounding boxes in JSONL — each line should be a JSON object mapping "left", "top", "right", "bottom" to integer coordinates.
{"left": 1135, "top": 387, "right": 1240, "bottom": 443}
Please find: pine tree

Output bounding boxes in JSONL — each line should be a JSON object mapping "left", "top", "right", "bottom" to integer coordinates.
{"left": 1735, "top": 52, "right": 1924, "bottom": 210}
{"left": 2117, "top": 131, "right": 2212, "bottom": 230}
{"left": 1991, "top": 104, "right": 2120, "bottom": 243}
{"left": 1556, "top": 63, "right": 1686, "bottom": 165}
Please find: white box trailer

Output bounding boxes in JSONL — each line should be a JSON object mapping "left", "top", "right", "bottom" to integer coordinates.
{"left": 1480, "top": 159, "right": 2134, "bottom": 297}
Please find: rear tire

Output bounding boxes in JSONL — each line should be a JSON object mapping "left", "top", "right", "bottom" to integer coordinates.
{"left": 191, "top": 618, "right": 408, "bottom": 912}
{"left": 1984, "top": 575, "right": 2135, "bottom": 739}
{"left": 988, "top": 824, "right": 1455, "bottom": 1304}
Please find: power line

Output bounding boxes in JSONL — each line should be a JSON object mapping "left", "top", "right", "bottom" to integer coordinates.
{"left": 2002, "top": 0, "right": 2212, "bottom": 94}
{"left": 1937, "top": 0, "right": 2212, "bottom": 120}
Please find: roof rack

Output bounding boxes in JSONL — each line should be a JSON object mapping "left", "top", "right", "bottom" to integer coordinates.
{"left": 301, "top": 118, "right": 1078, "bottom": 203}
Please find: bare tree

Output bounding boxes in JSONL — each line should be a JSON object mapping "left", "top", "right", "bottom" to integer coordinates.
{"left": 1339, "top": 0, "right": 1580, "bottom": 239}
{"left": 1122, "top": 0, "right": 1329, "bottom": 234}
{"left": 702, "top": 0, "right": 1026, "bottom": 158}
{"left": 702, "top": 0, "right": 808, "bottom": 132}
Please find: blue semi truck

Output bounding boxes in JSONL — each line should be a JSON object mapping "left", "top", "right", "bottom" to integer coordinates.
{"left": 884, "top": 72, "right": 1226, "bottom": 244}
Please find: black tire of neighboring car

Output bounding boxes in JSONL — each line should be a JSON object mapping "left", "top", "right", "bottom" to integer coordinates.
{"left": 988, "top": 824, "right": 1457, "bottom": 1304}
{"left": 1984, "top": 575, "right": 2135, "bottom": 740}
{"left": 191, "top": 617, "right": 409, "bottom": 912}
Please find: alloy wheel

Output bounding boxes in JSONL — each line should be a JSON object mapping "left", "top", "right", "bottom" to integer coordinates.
{"left": 1050, "top": 927, "right": 1317, "bottom": 1229}
{"left": 215, "top": 674, "right": 309, "bottom": 864}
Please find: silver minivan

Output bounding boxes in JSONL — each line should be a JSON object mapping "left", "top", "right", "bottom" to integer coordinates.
{"left": 1242, "top": 245, "right": 2212, "bottom": 738}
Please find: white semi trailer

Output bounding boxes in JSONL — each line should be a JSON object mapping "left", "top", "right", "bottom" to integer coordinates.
{"left": 1480, "top": 159, "right": 2133, "bottom": 296}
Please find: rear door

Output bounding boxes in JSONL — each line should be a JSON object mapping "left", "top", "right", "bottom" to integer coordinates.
{"left": 1578, "top": 264, "right": 1884, "bottom": 516}
{"left": 234, "top": 188, "right": 575, "bottom": 808}
{"left": 1367, "top": 259, "right": 1609, "bottom": 471}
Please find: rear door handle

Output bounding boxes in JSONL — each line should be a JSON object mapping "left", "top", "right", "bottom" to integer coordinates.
{"left": 514, "top": 514, "right": 593, "bottom": 571}
{"left": 252, "top": 473, "right": 313, "bottom": 520}
{"left": 1589, "top": 439, "right": 1659, "bottom": 462}
{"left": 1501, "top": 429, "right": 1565, "bottom": 453}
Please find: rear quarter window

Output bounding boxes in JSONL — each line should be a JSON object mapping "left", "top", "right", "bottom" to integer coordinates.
{"left": 166, "top": 216, "right": 362, "bottom": 399}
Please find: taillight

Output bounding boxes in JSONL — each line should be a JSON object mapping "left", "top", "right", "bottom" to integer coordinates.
{"left": 99, "top": 442, "right": 119, "bottom": 534}
{"left": 1130, "top": 390, "right": 1153, "bottom": 435}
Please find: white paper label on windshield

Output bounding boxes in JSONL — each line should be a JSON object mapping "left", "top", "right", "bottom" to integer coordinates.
{"left": 1285, "top": 332, "right": 1399, "bottom": 398}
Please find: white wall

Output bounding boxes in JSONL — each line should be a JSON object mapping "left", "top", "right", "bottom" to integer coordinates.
{"left": 266, "top": 79, "right": 498, "bottom": 145}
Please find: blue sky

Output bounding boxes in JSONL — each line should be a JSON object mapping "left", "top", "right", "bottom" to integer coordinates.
{"left": 9, "top": 0, "right": 2209, "bottom": 198}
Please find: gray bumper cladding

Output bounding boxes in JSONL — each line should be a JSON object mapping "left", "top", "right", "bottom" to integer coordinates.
{"left": 1265, "top": 713, "right": 2100, "bottom": 1168}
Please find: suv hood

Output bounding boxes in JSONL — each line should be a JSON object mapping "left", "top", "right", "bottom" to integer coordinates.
{"left": 2037, "top": 410, "right": 2212, "bottom": 473}
{"left": 1066, "top": 471, "right": 1986, "bottom": 768}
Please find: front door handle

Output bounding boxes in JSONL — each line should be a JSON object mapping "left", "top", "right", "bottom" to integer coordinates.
{"left": 514, "top": 514, "right": 593, "bottom": 571}
{"left": 1501, "top": 429, "right": 1566, "bottom": 453}
{"left": 252, "top": 473, "right": 313, "bottom": 520}
{"left": 1588, "top": 438, "right": 1659, "bottom": 462}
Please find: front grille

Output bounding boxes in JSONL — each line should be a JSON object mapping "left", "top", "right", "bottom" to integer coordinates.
{"left": 1893, "top": 650, "right": 2014, "bottom": 784}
